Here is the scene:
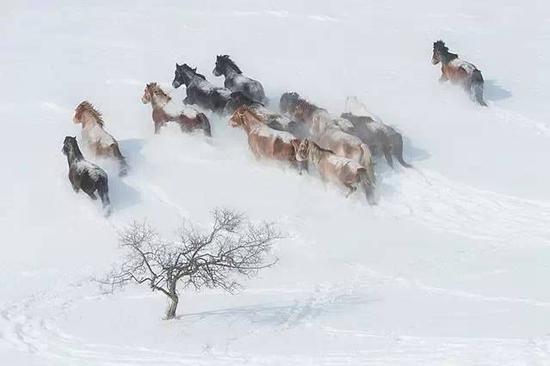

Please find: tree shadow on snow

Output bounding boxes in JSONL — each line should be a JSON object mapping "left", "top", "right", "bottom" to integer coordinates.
{"left": 178, "top": 294, "right": 370, "bottom": 327}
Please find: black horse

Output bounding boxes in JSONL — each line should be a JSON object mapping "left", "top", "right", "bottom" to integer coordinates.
{"left": 212, "top": 55, "right": 268, "bottom": 105}
{"left": 62, "top": 136, "right": 111, "bottom": 215}
{"left": 172, "top": 63, "right": 232, "bottom": 114}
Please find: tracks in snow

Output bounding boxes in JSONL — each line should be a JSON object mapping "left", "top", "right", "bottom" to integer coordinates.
{"left": 379, "top": 168, "right": 550, "bottom": 244}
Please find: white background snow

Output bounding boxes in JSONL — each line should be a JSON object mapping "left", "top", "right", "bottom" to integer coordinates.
{"left": 1, "top": 1, "right": 550, "bottom": 365}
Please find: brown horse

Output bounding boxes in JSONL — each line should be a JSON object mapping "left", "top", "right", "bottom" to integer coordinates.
{"left": 141, "top": 82, "right": 211, "bottom": 136}
{"left": 432, "top": 40, "right": 487, "bottom": 106}
{"left": 230, "top": 106, "right": 302, "bottom": 171}
{"left": 73, "top": 101, "right": 128, "bottom": 176}
{"left": 291, "top": 139, "right": 375, "bottom": 205}
{"left": 279, "top": 92, "right": 375, "bottom": 183}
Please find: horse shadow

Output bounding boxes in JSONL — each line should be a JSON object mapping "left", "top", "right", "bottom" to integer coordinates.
{"left": 484, "top": 79, "right": 512, "bottom": 101}
{"left": 108, "top": 176, "right": 141, "bottom": 211}
{"left": 119, "top": 138, "right": 147, "bottom": 163}
{"left": 106, "top": 138, "right": 147, "bottom": 211}
{"left": 403, "top": 136, "right": 430, "bottom": 163}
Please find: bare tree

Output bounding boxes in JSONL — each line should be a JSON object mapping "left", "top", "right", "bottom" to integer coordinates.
{"left": 100, "top": 209, "right": 281, "bottom": 319}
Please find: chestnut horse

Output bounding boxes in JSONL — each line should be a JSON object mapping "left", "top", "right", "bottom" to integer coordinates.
{"left": 292, "top": 139, "right": 375, "bottom": 205}
{"left": 432, "top": 40, "right": 487, "bottom": 106}
{"left": 212, "top": 55, "right": 268, "bottom": 104}
{"left": 279, "top": 92, "right": 375, "bottom": 184}
{"left": 73, "top": 101, "right": 128, "bottom": 176}
{"left": 229, "top": 106, "right": 302, "bottom": 171}
{"left": 141, "top": 82, "right": 211, "bottom": 136}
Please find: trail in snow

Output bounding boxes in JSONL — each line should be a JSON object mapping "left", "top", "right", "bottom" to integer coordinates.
{"left": 3, "top": 1, "right": 550, "bottom": 365}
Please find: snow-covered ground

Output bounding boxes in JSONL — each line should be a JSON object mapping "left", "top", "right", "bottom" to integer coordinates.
{"left": 2, "top": 1, "right": 550, "bottom": 364}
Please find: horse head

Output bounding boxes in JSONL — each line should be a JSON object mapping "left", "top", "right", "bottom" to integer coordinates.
{"left": 73, "top": 101, "right": 104, "bottom": 127}
{"left": 213, "top": 55, "right": 242, "bottom": 77}
{"left": 62, "top": 136, "right": 80, "bottom": 158}
{"left": 141, "top": 83, "right": 155, "bottom": 104}
{"left": 291, "top": 139, "right": 310, "bottom": 162}
{"left": 229, "top": 105, "right": 248, "bottom": 128}
{"left": 279, "top": 92, "right": 300, "bottom": 114}
{"left": 432, "top": 40, "right": 448, "bottom": 65}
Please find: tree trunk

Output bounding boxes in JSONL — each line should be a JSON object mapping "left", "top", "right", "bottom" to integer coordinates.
{"left": 165, "top": 294, "right": 179, "bottom": 320}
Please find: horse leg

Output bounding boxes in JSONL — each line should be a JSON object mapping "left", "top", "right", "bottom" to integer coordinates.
{"left": 82, "top": 184, "right": 97, "bottom": 200}
{"left": 69, "top": 171, "right": 80, "bottom": 192}
{"left": 344, "top": 183, "right": 357, "bottom": 198}
{"left": 197, "top": 113, "right": 212, "bottom": 137}
{"left": 298, "top": 160, "right": 308, "bottom": 175}
{"left": 359, "top": 171, "right": 376, "bottom": 205}
{"left": 97, "top": 177, "right": 112, "bottom": 216}
{"left": 471, "top": 72, "right": 487, "bottom": 106}
{"left": 111, "top": 144, "right": 128, "bottom": 176}
{"left": 383, "top": 145, "right": 394, "bottom": 168}
{"left": 154, "top": 121, "right": 163, "bottom": 134}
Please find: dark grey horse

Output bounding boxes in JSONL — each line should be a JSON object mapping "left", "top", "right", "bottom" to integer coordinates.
{"left": 62, "top": 136, "right": 111, "bottom": 215}
{"left": 340, "top": 113, "right": 411, "bottom": 168}
{"left": 213, "top": 55, "right": 268, "bottom": 105}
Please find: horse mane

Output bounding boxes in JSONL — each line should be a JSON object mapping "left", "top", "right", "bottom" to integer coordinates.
{"left": 434, "top": 40, "right": 458, "bottom": 60}
{"left": 309, "top": 140, "right": 335, "bottom": 155}
{"left": 218, "top": 55, "right": 242, "bottom": 74}
{"left": 147, "top": 82, "right": 172, "bottom": 101}
{"left": 181, "top": 64, "right": 206, "bottom": 80}
{"left": 296, "top": 97, "right": 322, "bottom": 117}
{"left": 194, "top": 71, "right": 207, "bottom": 80}
{"left": 64, "top": 136, "right": 84, "bottom": 161}
{"left": 75, "top": 101, "right": 104, "bottom": 126}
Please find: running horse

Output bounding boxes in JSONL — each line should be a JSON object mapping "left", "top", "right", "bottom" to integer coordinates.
{"left": 292, "top": 139, "right": 375, "bottom": 205}
{"left": 172, "top": 63, "right": 232, "bottom": 114}
{"left": 212, "top": 55, "right": 268, "bottom": 104}
{"left": 280, "top": 92, "right": 375, "bottom": 184}
{"left": 229, "top": 106, "right": 302, "bottom": 172}
{"left": 341, "top": 96, "right": 412, "bottom": 168}
{"left": 73, "top": 101, "right": 129, "bottom": 176}
{"left": 432, "top": 40, "right": 487, "bottom": 106}
{"left": 62, "top": 136, "right": 112, "bottom": 216}
{"left": 141, "top": 82, "right": 211, "bottom": 136}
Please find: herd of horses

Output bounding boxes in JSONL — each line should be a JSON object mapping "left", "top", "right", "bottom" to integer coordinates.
{"left": 62, "top": 40, "right": 487, "bottom": 215}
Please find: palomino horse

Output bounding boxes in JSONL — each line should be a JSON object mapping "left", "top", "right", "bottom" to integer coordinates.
{"left": 62, "top": 136, "right": 111, "bottom": 216}
{"left": 279, "top": 92, "right": 375, "bottom": 184}
{"left": 172, "top": 63, "right": 232, "bottom": 114}
{"left": 342, "top": 97, "right": 412, "bottom": 168}
{"left": 141, "top": 82, "right": 211, "bottom": 136}
{"left": 292, "top": 139, "right": 375, "bottom": 205}
{"left": 212, "top": 55, "right": 268, "bottom": 104}
{"left": 229, "top": 106, "right": 302, "bottom": 171}
{"left": 432, "top": 40, "right": 487, "bottom": 106}
{"left": 73, "top": 101, "right": 129, "bottom": 176}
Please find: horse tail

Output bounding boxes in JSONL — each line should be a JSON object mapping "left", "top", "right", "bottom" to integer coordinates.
{"left": 472, "top": 70, "right": 487, "bottom": 107}
{"left": 358, "top": 168, "right": 376, "bottom": 205}
{"left": 359, "top": 144, "right": 376, "bottom": 185}
{"left": 197, "top": 113, "right": 212, "bottom": 137}
{"left": 392, "top": 133, "right": 412, "bottom": 168}
{"left": 112, "top": 143, "right": 129, "bottom": 176}
{"left": 97, "top": 175, "right": 112, "bottom": 216}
